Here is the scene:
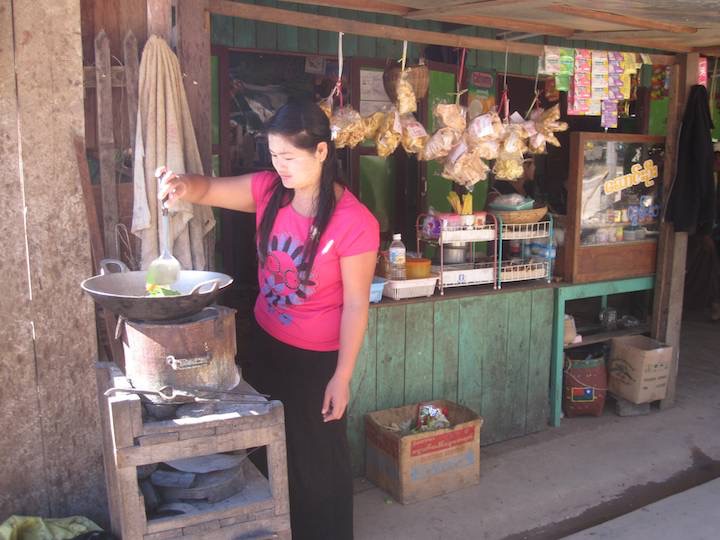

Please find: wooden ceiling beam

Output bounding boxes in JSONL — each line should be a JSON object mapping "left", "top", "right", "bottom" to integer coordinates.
{"left": 284, "top": 0, "right": 411, "bottom": 17}
{"left": 425, "top": 14, "right": 574, "bottom": 38}
{"left": 547, "top": 4, "right": 698, "bottom": 34}
{"left": 571, "top": 32, "right": 693, "bottom": 54}
{"left": 405, "top": 0, "right": 550, "bottom": 20}
{"left": 208, "top": 0, "right": 547, "bottom": 56}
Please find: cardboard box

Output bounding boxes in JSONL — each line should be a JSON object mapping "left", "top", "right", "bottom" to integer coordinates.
{"left": 365, "top": 400, "right": 483, "bottom": 504}
{"left": 608, "top": 335, "right": 673, "bottom": 404}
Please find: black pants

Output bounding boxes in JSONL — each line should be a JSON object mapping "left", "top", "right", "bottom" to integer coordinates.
{"left": 244, "top": 321, "right": 354, "bottom": 540}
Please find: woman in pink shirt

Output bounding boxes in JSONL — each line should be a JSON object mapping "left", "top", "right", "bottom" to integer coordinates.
{"left": 158, "top": 101, "right": 379, "bottom": 539}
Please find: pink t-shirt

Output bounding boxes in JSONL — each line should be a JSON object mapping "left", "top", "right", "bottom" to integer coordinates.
{"left": 251, "top": 171, "right": 380, "bottom": 351}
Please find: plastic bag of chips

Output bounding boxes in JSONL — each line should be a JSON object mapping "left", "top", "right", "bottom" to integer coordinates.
{"left": 501, "top": 124, "right": 529, "bottom": 154}
{"left": 434, "top": 103, "right": 467, "bottom": 131}
{"left": 414, "top": 403, "right": 451, "bottom": 432}
{"left": 420, "top": 127, "right": 462, "bottom": 161}
{"left": 363, "top": 111, "right": 386, "bottom": 140}
{"left": 396, "top": 72, "right": 417, "bottom": 115}
{"left": 400, "top": 114, "right": 428, "bottom": 154}
{"left": 493, "top": 149, "right": 525, "bottom": 181}
{"left": 442, "top": 141, "right": 490, "bottom": 188}
{"left": 375, "top": 108, "right": 402, "bottom": 158}
{"left": 331, "top": 106, "right": 365, "bottom": 149}
{"left": 466, "top": 111, "right": 504, "bottom": 146}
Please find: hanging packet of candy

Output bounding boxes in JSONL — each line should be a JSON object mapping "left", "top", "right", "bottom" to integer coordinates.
{"left": 591, "top": 50, "right": 609, "bottom": 74}
{"left": 555, "top": 74, "right": 571, "bottom": 91}
{"left": 574, "top": 49, "right": 592, "bottom": 73}
{"left": 601, "top": 99, "right": 618, "bottom": 129}
{"left": 541, "top": 46, "right": 561, "bottom": 74}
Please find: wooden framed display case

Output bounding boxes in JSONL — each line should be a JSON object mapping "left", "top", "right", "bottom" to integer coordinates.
{"left": 560, "top": 132, "right": 665, "bottom": 283}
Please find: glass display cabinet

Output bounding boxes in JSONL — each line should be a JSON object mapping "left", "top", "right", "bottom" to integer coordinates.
{"left": 560, "top": 132, "right": 665, "bottom": 283}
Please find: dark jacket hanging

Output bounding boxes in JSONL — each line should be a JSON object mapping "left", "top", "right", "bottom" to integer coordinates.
{"left": 666, "top": 84, "right": 716, "bottom": 233}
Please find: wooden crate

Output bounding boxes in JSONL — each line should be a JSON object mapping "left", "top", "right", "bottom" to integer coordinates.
{"left": 96, "top": 362, "right": 291, "bottom": 540}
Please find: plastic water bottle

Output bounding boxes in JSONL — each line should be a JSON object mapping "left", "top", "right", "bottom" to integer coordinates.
{"left": 388, "top": 233, "right": 407, "bottom": 280}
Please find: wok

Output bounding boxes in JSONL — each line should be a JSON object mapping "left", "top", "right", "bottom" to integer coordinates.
{"left": 81, "top": 259, "right": 233, "bottom": 321}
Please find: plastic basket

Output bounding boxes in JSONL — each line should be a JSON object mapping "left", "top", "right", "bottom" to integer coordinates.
{"left": 370, "top": 277, "right": 387, "bottom": 303}
{"left": 382, "top": 275, "right": 438, "bottom": 300}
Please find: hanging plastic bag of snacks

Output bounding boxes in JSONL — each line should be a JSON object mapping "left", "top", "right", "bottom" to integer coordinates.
{"left": 493, "top": 149, "right": 525, "bottom": 181}
{"left": 466, "top": 111, "right": 504, "bottom": 145}
{"left": 375, "top": 108, "right": 402, "bottom": 158}
{"left": 501, "top": 124, "right": 529, "bottom": 154}
{"left": 442, "top": 141, "right": 490, "bottom": 188}
{"left": 363, "top": 111, "right": 386, "bottom": 140}
{"left": 400, "top": 114, "right": 428, "bottom": 154}
{"left": 396, "top": 71, "right": 417, "bottom": 115}
{"left": 421, "top": 127, "right": 462, "bottom": 161}
{"left": 434, "top": 102, "right": 467, "bottom": 131}
{"left": 531, "top": 104, "right": 568, "bottom": 149}
{"left": 331, "top": 106, "right": 365, "bottom": 149}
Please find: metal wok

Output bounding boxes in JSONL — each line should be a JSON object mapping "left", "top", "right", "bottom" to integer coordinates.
{"left": 81, "top": 259, "right": 233, "bottom": 321}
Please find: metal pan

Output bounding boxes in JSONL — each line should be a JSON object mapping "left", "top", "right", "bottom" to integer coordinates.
{"left": 81, "top": 259, "right": 233, "bottom": 321}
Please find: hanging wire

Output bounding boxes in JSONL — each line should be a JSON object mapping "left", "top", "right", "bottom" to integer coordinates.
{"left": 332, "top": 32, "right": 345, "bottom": 107}
{"left": 525, "top": 56, "right": 542, "bottom": 119}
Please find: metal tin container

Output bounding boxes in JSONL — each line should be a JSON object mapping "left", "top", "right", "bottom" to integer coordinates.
{"left": 122, "top": 306, "right": 240, "bottom": 397}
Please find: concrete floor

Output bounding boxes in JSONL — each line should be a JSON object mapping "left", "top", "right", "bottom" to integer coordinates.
{"left": 353, "top": 312, "right": 720, "bottom": 540}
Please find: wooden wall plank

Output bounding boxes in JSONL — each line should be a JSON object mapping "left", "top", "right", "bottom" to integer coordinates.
{"left": 10, "top": 0, "right": 103, "bottom": 522}
{"left": 526, "top": 288, "right": 553, "bottom": 433}
{"left": 123, "top": 31, "right": 139, "bottom": 155}
{"left": 376, "top": 305, "right": 406, "bottom": 410}
{"left": 457, "top": 297, "right": 486, "bottom": 415}
{"left": 432, "top": 299, "right": 459, "bottom": 402}
{"left": 0, "top": 1, "right": 48, "bottom": 519}
{"left": 476, "top": 28, "right": 494, "bottom": 68}
{"left": 375, "top": 14, "right": 401, "bottom": 60}
{"left": 297, "top": 4, "right": 318, "bottom": 54}
{"left": 177, "top": 0, "right": 213, "bottom": 175}
{"left": 404, "top": 303, "right": 434, "bottom": 404}
{"left": 480, "top": 294, "right": 510, "bottom": 445}
{"left": 256, "top": 0, "right": 278, "bottom": 50}
{"left": 356, "top": 11, "right": 377, "bottom": 58}
{"left": 318, "top": 7, "right": 339, "bottom": 55}
{"left": 505, "top": 290, "right": 532, "bottom": 439}
{"left": 212, "top": 14, "right": 236, "bottom": 47}
{"left": 234, "top": 0, "right": 257, "bottom": 48}
{"left": 277, "top": 4, "right": 299, "bottom": 52}
{"left": 95, "top": 30, "right": 119, "bottom": 260}
{"left": 348, "top": 308, "right": 377, "bottom": 475}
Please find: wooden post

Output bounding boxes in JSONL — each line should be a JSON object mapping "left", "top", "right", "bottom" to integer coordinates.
{"left": 95, "top": 29, "right": 119, "bottom": 260}
{"left": 4, "top": 0, "right": 103, "bottom": 522}
{"left": 147, "top": 0, "right": 174, "bottom": 43}
{"left": 653, "top": 53, "right": 699, "bottom": 409}
{"left": 176, "top": 0, "right": 212, "bottom": 176}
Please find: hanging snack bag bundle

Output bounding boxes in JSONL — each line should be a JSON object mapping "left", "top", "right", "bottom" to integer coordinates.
{"left": 400, "top": 114, "right": 429, "bottom": 154}
{"left": 442, "top": 139, "right": 490, "bottom": 189}
{"left": 317, "top": 96, "right": 333, "bottom": 120}
{"left": 331, "top": 106, "right": 366, "bottom": 149}
{"left": 375, "top": 108, "right": 402, "bottom": 158}
{"left": 466, "top": 111, "right": 505, "bottom": 160}
{"left": 434, "top": 102, "right": 467, "bottom": 131}
{"left": 396, "top": 71, "right": 418, "bottom": 115}
{"left": 420, "top": 127, "right": 462, "bottom": 161}
{"left": 363, "top": 111, "right": 386, "bottom": 141}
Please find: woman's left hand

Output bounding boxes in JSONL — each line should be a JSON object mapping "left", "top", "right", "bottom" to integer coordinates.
{"left": 322, "top": 375, "right": 350, "bottom": 422}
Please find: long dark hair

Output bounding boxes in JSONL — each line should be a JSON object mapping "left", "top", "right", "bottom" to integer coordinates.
{"left": 258, "top": 100, "right": 342, "bottom": 278}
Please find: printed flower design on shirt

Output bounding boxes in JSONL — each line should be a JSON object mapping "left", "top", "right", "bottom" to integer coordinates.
{"left": 260, "top": 233, "right": 317, "bottom": 325}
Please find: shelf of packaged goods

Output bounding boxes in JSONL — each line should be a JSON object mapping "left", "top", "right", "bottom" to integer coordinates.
{"left": 499, "top": 261, "right": 550, "bottom": 283}
{"left": 563, "top": 324, "right": 650, "bottom": 350}
{"left": 432, "top": 262, "right": 495, "bottom": 289}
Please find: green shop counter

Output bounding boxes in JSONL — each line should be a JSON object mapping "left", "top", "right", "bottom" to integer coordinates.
{"left": 347, "top": 283, "right": 554, "bottom": 476}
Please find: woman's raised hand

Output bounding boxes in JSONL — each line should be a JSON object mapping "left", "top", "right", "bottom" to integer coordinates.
{"left": 155, "top": 166, "right": 188, "bottom": 207}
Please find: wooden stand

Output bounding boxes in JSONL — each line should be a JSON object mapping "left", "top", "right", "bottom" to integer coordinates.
{"left": 96, "top": 362, "right": 291, "bottom": 540}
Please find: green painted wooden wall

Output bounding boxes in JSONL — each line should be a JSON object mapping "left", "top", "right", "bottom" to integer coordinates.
{"left": 346, "top": 286, "right": 554, "bottom": 476}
